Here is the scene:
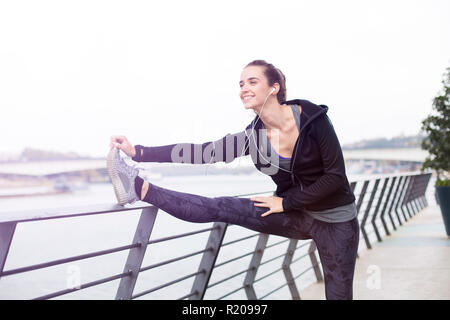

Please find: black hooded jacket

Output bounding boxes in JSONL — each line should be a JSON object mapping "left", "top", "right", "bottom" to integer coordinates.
{"left": 132, "top": 99, "right": 356, "bottom": 212}
{"left": 268, "top": 99, "right": 355, "bottom": 211}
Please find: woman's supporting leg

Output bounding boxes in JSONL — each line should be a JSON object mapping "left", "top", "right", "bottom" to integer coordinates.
{"left": 135, "top": 176, "right": 314, "bottom": 240}
{"left": 311, "top": 217, "right": 360, "bottom": 300}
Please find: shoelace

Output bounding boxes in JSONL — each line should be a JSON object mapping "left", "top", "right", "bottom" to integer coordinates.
{"left": 117, "top": 154, "right": 139, "bottom": 177}
{"left": 115, "top": 149, "right": 148, "bottom": 176}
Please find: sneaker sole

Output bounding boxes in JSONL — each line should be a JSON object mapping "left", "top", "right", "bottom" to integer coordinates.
{"left": 107, "top": 148, "right": 129, "bottom": 205}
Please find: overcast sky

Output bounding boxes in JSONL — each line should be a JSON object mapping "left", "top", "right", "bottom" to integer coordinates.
{"left": 1, "top": 0, "right": 449, "bottom": 158}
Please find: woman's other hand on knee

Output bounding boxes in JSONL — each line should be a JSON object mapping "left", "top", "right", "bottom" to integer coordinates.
{"left": 250, "top": 196, "right": 284, "bottom": 217}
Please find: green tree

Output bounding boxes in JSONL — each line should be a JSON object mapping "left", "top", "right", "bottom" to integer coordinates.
{"left": 421, "top": 66, "right": 450, "bottom": 186}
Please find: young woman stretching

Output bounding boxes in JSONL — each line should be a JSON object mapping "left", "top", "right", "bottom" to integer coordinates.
{"left": 108, "top": 60, "right": 359, "bottom": 300}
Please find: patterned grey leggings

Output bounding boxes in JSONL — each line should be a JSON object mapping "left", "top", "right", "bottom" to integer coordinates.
{"left": 141, "top": 180, "right": 360, "bottom": 300}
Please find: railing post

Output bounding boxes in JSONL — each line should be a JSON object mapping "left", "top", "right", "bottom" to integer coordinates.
{"left": 361, "top": 179, "right": 380, "bottom": 250}
{"left": 402, "top": 175, "right": 415, "bottom": 218}
{"left": 417, "top": 196, "right": 424, "bottom": 210}
{"left": 403, "top": 175, "right": 417, "bottom": 220}
{"left": 413, "top": 173, "right": 424, "bottom": 213}
{"left": 409, "top": 195, "right": 417, "bottom": 215}
{"left": 392, "top": 176, "right": 405, "bottom": 226}
{"left": 414, "top": 198, "right": 421, "bottom": 213}
{"left": 355, "top": 181, "right": 369, "bottom": 217}
{"left": 189, "top": 222, "right": 228, "bottom": 300}
{"left": 308, "top": 241, "right": 323, "bottom": 282}
{"left": 407, "top": 199, "right": 416, "bottom": 217}
{"left": 354, "top": 180, "right": 368, "bottom": 258}
{"left": 371, "top": 178, "right": 389, "bottom": 242}
{"left": 411, "top": 199, "right": 418, "bottom": 215}
{"left": 282, "top": 239, "right": 300, "bottom": 300}
{"left": 396, "top": 176, "right": 410, "bottom": 223}
{"left": 406, "top": 177, "right": 417, "bottom": 216}
{"left": 411, "top": 174, "right": 423, "bottom": 215}
{"left": 387, "top": 176, "right": 402, "bottom": 229}
{"left": 243, "top": 233, "right": 269, "bottom": 300}
{"left": 0, "top": 222, "right": 17, "bottom": 278}
{"left": 350, "top": 181, "right": 357, "bottom": 193}
{"left": 380, "top": 177, "right": 396, "bottom": 236}
{"left": 115, "top": 206, "right": 158, "bottom": 300}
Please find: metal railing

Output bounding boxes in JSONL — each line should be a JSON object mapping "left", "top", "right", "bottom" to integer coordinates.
{"left": 0, "top": 171, "right": 432, "bottom": 300}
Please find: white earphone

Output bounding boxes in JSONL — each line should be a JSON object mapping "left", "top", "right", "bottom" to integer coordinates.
{"left": 239, "top": 86, "right": 278, "bottom": 158}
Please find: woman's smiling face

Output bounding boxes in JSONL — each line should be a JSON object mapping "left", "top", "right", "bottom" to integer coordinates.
{"left": 239, "top": 65, "right": 273, "bottom": 110}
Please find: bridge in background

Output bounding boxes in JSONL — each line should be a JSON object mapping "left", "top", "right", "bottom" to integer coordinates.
{"left": 343, "top": 147, "right": 427, "bottom": 163}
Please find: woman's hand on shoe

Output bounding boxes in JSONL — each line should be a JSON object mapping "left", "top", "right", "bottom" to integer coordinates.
{"left": 110, "top": 135, "right": 136, "bottom": 158}
{"left": 250, "top": 196, "right": 284, "bottom": 217}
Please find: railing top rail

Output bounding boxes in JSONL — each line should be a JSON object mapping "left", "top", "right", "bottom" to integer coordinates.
{"left": 0, "top": 202, "right": 153, "bottom": 224}
{"left": 349, "top": 170, "right": 429, "bottom": 182}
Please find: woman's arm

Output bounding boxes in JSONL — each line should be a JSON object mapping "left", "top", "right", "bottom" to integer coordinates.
{"left": 130, "top": 131, "right": 250, "bottom": 164}
{"left": 281, "top": 115, "right": 349, "bottom": 211}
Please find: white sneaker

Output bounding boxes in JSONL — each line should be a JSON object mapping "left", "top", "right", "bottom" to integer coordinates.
{"left": 107, "top": 147, "right": 140, "bottom": 205}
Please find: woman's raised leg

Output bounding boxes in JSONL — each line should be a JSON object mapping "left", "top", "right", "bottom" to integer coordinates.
{"left": 136, "top": 177, "right": 314, "bottom": 240}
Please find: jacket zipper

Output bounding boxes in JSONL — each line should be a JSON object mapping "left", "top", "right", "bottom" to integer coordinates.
{"left": 290, "top": 132, "right": 303, "bottom": 190}
{"left": 290, "top": 108, "right": 326, "bottom": 190}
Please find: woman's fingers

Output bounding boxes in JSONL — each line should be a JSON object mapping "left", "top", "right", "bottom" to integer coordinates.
{"left": 253, "top": 202, "right": 269, "bottom": 207}
{"left": 261, "top": 210, "right": 274, "bottom": 217}
{"left": 250, "top": 197, "right": 271, "bottom": 216}
{"left": 251, "top": 197, "right": 271, "bottom": 208}
{"left": 250, "top": 196, "right": 266, "bottom": 202}
{"left": 109, "top": 137, "right": 120, "bottom": 149}
{"left": 109, "top": 135, "right": 135, "bottom": 157}
{"left": 110, "top": 135, "right": 126, "bottom": 146}
{"left": 110, "top": 135, "right": 122, "bottom": 143}
{"left": 111, "top": 135, "right": 128, "bottom": 145}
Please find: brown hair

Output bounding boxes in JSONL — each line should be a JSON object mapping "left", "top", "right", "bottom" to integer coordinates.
{"left": 246, "top": 60, "right": 287, "bottom": 103}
